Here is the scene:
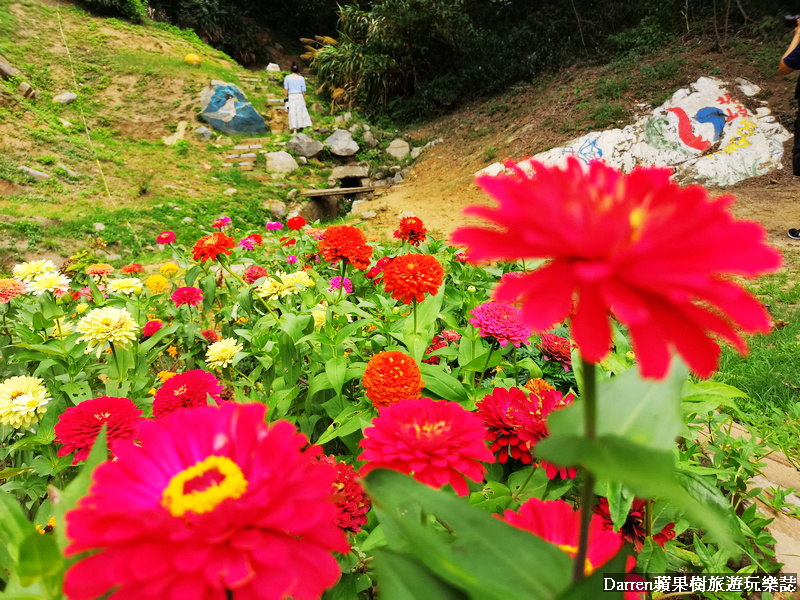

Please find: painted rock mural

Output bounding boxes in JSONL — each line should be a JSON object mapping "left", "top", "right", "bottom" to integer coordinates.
{"left": 481, "top": 77, "right": 790, "bottom": 187}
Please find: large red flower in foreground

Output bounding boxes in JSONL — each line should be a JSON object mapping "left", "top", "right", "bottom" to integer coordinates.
{"left": 55, "top": 396, "right": 142, "bottom": 464}
{"left": 502, "top": 498, "right": 624, "bottom": 576}
{"left": 362, "top": 351, "right": 424, "bottom": 408}
{"left": 359, "top": 398, "right": 494, "bottom": 496}
{"left": 153, "top": 369, "right": 223, "bottom": 418}
{"left": 382, "top": 253, "right": 444, "bottom": 304}
{"left": 318, "top": 225, "right": 373, "bottom": 270}
{"left": 451, "top": 158, "right": 781, "bottom": 378}
{"left": 192, "top": 232, "right": 236, "bottom": 262}
{"left": 64, "top": 403, "right": 349, "bottom": 600}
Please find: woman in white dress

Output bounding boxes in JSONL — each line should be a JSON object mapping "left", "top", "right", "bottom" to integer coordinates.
{"left": 283, "top": 63, "right": 312, "bottom": 133}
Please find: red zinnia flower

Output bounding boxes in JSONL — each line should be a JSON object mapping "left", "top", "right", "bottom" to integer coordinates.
{"left": 121, "top": 264, "right": 143, "bottom": 274}
{"left": 244, "top": 233, "right": 263, "bottom": 246}
{"left": 451, "top": 158, "right": 781, "bottom": 379}
{"left": 288, "top": 216, "right": 307, "bottom": 230}
{"left": 152, "top": 369, "right": 223, "bottom": 418}
{"left": 318, "top": 225, "right": 373, "bottom": 270}
{"left": 359, "top": 398, "right": 494, "bottom": 496}
{"left": 382, "top": 253, "right": 444, "bottom": 304}
{"left": 594, "top": 497, "right": 677, "bottom": 552}
{"left": 156, "top": 231, "right": 176, "bottom": 244}
{"left": 141, "top": 320, "right": 163, "bottom": 338}
{"left": 366, "top": 256, "right": 394, "bottom": 284}
{"left": 537, "top": 333, "right": 573, "bottom": 371}
{"left": 319, "top": 455, "right": 371, "bottom": 533}
{"left": 469, "top": 301, "right": 532, "bottom": 347}
{"left": 54, "top": 396, "right": 142, "bottom": 465}
{"left": 394, "top": 216, "right": 427, "bottom": 246}
{"left": 201, "top": 329, "right": 219, "bottom": 343}
{"left": 171, "top": 286, "right": 203, "bottom": 307}
{"left": 280, "top": 236, "right": 297, "bottom": 247}
{"left": 192, "top": 232, "right": 236, "bottom": 262}
{"left": 63, "top": 403, "right": 349, "bottom": 600}
{"left": 515, "top": 388, "right": 576, "bottom": 479}
{"left": 0, "top": 278, "right": 26, "bottom": 304}
{"left": 503, "top": 498, "right": 624, "bottom": 576}
{"left": 477, "top": 387, "right": 541, "bottom": 464}
{"left": 422, "top": 334, "right": 447, "bottom": 365}
{"left": 244, "top": 265, "right": 269, "bottom": 284}
{"left": 362, "top": 350, "right": 424, "bottom": 408}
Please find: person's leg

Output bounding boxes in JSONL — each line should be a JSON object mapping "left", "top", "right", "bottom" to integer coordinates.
{"left": 793, "top": 105, "right": 800, "bottom": 176}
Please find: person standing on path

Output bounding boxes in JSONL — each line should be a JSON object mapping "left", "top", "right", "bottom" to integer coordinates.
{"left": 284, "top": 62, "right": 312, "bottom": 134}
{"left": 778, "top": 20, "right": 800, "bottom": 239}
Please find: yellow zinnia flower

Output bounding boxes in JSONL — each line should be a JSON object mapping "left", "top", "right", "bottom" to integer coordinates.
{"left": 107, "top": 278, "right": 143, "bottom": 296}
{"left": 12, "top": 259, "right": 57, "bottom": 283}
{"left": 145, "top": 274, "right": 169, "bottom": 294}
{"left": 27, "top": 272, "right": 71, "bottom": 296}
{"left": 0, "top": 376, "right": 51, "bottom": 429}
{"left": 76, "top": 307, "right": 139, "bottom": 356}
{"left": 48, "top": 318, "right": 73, "bottom": 340}
{"left": 256, "top": 271, "right": 315, "bottom": 301}
{"left": 157, "top": 370, "right": 177, "bottom": 382}
{"left": 166, "top": 345, "right": 178, "bottom": 357}
{"left": 76, "top": 302, "right": 89, "bottom": 314}
{"left": 159, "top": 263, "right": 179, "bottom": 277}
{"left": 206, "top": 338, "right": 243, "bottom": 369}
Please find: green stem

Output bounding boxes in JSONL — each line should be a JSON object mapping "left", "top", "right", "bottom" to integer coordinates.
{"left": 645, "top": 498, "right": 653, "bottom": 539}
{"left": 511, "top": 466, "right": 536, "bottom": 502}
{"left": 109, "top": 341, "right": 123, "bottom": 385}
{"left": 337, "top": 262, "right": 347, "bottom": 303}
{"left": 412, "top": 298, "right": 418, "bottom": 340}
{"left": 514, "top": 345, "right": 519, "bottom": 385}
{"left": 476, "top": 344, "right": 495, "bottom": 387}
{"left": 572, "top": 357, "right": 597, "bottom": 583}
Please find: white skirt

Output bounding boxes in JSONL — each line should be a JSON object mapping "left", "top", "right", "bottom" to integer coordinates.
{"left": 287, "top": 93, "right": 312, "bottom": 130}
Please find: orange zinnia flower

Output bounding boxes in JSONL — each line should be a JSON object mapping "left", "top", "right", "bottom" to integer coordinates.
{"left": 362, "top": 351, "right": 424, "bottom": 408}
{"left": 382, "top": 254, "right": 444, "bottom": 304}
{"left": 191, "top": 232, "right": 235, "bottom": 262}
{"left": 318, "top": 225, "right": 373, "bottom": 270}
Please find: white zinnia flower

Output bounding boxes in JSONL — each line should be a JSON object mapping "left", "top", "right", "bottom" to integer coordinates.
{"left": 206, "top": 338, "right": 244, "bottom": 369}
{"left": 27, "top": 272, "right": 72, "bottom": 295}
{"left": 12, "top": 259, "right": 57, "bottom": 282}
{"left": 107, "top": 277, "right": 143, "bottom": 296}
{"left": 76, "top": 307, "right": 139, "bottom": 356}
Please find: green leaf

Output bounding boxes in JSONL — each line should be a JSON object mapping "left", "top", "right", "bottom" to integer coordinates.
{"left": 0, "top": 492, "right": 35, "bottom": 563}
{"left": 507, "top": 466, "right": 549, "bottom": 503}
{"left": 636, "top": 537, "right": 667, "bottom": 576}
{"left": 605, "top": 481, "right": 635, "bottom": 532}
{"left": 16, "top": 533, "right": 62, "bottom": 587}
{"left": 517, "top": 357, "right": 542, "bottom": 379}
{"left": 468, "top": 481, "right": 513, "bottom": 513}
{"left": 315, "top": 404, "right": 373, "bottom": 445}
{"left": 373, "top": 549, "right": 469, "bottom": 600}
{"left": 0, "top": 468, "right": 33, "bottom": 480}
{"left": 326, "top": 356, "right": 347, "bottom": 397}
{"left": 365, "top": 470, "right": 572, "bottom": 599}
{"left": 420, "top": 364, "right": 469, "bottom": 404}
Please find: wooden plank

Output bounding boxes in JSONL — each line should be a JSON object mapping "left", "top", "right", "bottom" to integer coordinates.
{"left": 238, "top": 164, "right": 255, "bottom": 171}
{"left": 240, "top": 137, "right": 271, "bottom": 145}
{"left": 301, "top": 186, "right": 375, "bottom": 198}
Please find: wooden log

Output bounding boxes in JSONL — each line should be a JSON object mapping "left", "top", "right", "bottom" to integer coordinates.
{"left": 301, "top": 186, "right": 375, "bottom": 198}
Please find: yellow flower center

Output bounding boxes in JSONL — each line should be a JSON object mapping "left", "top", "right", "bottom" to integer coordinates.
{"left": 558, "top": 544, "right": 595, "bottom": 576}
{"left": 162, "top": 456, "right": 247, "bottom": 518}
{"left": 412, "top": 420, "right": 449, "bottom": 439}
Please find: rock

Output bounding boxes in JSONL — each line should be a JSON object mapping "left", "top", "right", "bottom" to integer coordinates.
{"left": 385, "top": 139, "right": 410, "bottom": 160}
{"left": 288, "top": 133, "right": 324, "bottom": 158}
{"left": 300, "top": 196, "right": 340, "bottom": 223}
{"left": 400, "top": 167, "right": 412, "bottom": 178}
{"left": 287, "top": 189, "right": 298, "bottom": 200}
{"left": 163, "top": 121, "right": 188, "bottom": 146}
{"left": 53, "top": 92, "right": 77, "bottom": 105}
{"left": 334, "top": 112, "right": 352, "bottom": 124}
{"left": 268, "top": 202, "right": 287, "bottom": 219}
{"left": 360, "top": 210, "right": 377, "bottom": 219}
{"left": 266, "top": 63, "right": 280, "bottom": 72}
{"left": 393, "top": 172, "right": 404, "bottom": 184}
{"left": 194, "top": 126, "right": 213, "bottom": 141}
{"left": 298, "top": 156, "right": 307, "bottom": 165}
{"left": 331, "top": 165, "right": 369, "bottom": 180}
{"left": 93, "top": 222, "right": 105, "bottom": 232}
{"left": 363, "top": 125, "right": 370, "bottom": 132}
{"left": 389, "top": 166, "right": 401, "bottom": 173}
{"left": 223, "top": 188, "right": 237, "bottom": 195}
{"left": 324, "top": 129, "right": 359, "bottom": 157}
{"left": 373, "top": 171, "right": 385, "bottom": 180}
{"left": 348, "top": 123, "right": 362, "bottom": 134}
{"left": 398, "top": 210, "right": 415, "bottom": 219}
{"left": 311, "top": 103, "right": 324, "bottom": 113}
{"left": 18, "top": 82, "right": 36, "bottom": 99}
{"left": 360, "top": 178, "right": 371, "bottom": 186}
{"left": 316, "top": 127, "right": 331, "bottom": 135}
{"left": 18, "top": 166, "right": 49, "bottom": 181}
{"left": 199, "top": 80, "right": 267, "bottom": 135}
{"left": 183, "top": 217, "right": 194, "bottom": 223}
{"left": 219, "top": 137, "right": 234, "bottom": 146}
{"left": 363, "top": 130, "right": 379, "bottom": 148}
{"left": 0, "top": 57, "right": 17, "bottom": 80}
{"left": 350, "top": 200, "right": 368, "bottom": 214}
{"left": 266, "top": 151, "right": 299, "bottom": 174}
{"left": 58, "top": 118, "right": 73, "bottom": 128}
{"left": 372, "top": 179, "right": 390, "bottom": 188}
{"left": 476, "top": 162, "right": 505, "bottom": 177}
{"left": 55, "top": 163, "right": 79, "bottom": 178}
{"left": 410, "top": 147, "right": 422, "bottom": 159}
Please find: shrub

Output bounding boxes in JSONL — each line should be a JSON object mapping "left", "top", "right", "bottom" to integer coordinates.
{"left": 80, "top": 0, "right": 147, "bottom": 23}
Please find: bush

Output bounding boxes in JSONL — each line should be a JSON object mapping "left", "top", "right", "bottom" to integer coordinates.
{"left": 80, "top": 0, "right": 147, "bottom": 23}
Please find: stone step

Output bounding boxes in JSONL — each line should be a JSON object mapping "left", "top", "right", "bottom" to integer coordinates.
{"left": 240, "top": 137, "right": 271, "bottom": 145}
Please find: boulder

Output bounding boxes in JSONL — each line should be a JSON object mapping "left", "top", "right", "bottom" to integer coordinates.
{"left": 325, "top": 129, "right": 359, "bottom": 157}
{"left": 266, "top": 151, "right": 299, "bottom": 174}
{"left": 266, "top": 63, "right": 280, "bottom": 72}
{"left": 93, "top": 222, "right": 105, "bottom": 232}
{"left": 194, "top": 126, "right": 213, "bottom": 141}
{"left": 386, "top": 139, "right": 410, "bottom": 160}
{"left": 268, "top": 201, "right": 287, "bottom": 219}
{"left": 410, "top": 147, "right": 422, "bottom": 159}
{"left": 393, "top": 172, "right": 404, "bottom": 184}
{"left": 53, "top": 92, "right": 77, "bottom": 105}
{"left": 363, "top": 130, "right": 379, "bottom": 148}
{"left": 288, "top": 133, "right": 323, "bottom": 158}
{"left": 18, "top": 166, "right": 49, "bottom": 182}
{"left": 18, "top": 82, "right": 36, "bottom": 100}
{"left": 0, "top": 57, "right": 17, "bottom": 80}
{"left": 223, "top": 188, "right": 237, "bottom": 195}
{"left": 331, "top": 165, "right": 369, "bottom": 180}
{"left": 300, "top": 196, "right": 340, "bottom": 222}
{"left": 199, "top": 80, "right": 267, "bottom": 135}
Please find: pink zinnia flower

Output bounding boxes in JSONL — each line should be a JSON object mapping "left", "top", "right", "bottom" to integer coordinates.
{"left": 153, "top": 369, "right": 223, "bottom": 419}
{"left": 469, "top": 301, "right": 531, "bottom": 347}
{"left": 63, "top": 403, "right": 349, "bottom": 600}
{"left": 244, "top": 265, "right": 269, "bottom": 284}
{"left": 156, "top": 231, "right": 176, "bottom": 244}
{"left": 359, "top": 398, "right": 494, "bottom": 496}
{"left": 141, "top": 320, "right": 163, "bottom": 338}
{"left": 286, "top": 255, "right": 298, "bottom": 264}
{"left": 54, "top": 396, "right": 142, "bottom": 464}
{"left": 238, "top": 237, "right": 255, "bottom": 250}
{"left": 455, "top": 252, "right": 470, "bottom": 262}
{"left": 328, "top": 276, "right": 352, "bottom": 293}
{"left": 171, "top": 286, "right": 203, "bottom": 307}
{"left": 537, "top": 332, "right": 573, "bottom": 371}
{"left": 266, "top": 221, "right": 284, "bottom": 231}
{"left": 441, "top": 330, "right": 462, "bottom": 342}
{"left": 201, "top": 329, "right": 219, "bottom": 343}
{"left": 213, "top": 216, "right": 231, "bottom": 229}
{"left": 451, "top": 158, "right": 781, "bottom": 379}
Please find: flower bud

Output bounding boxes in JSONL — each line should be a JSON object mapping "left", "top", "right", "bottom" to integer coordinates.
{"left": 467, "top": 285, "right": 476, "bottom": 293}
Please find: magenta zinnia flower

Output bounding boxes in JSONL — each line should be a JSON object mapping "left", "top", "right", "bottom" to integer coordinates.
{"left": 238, "top": 237, "right": 255, "bottom": 250}
{"left": 156, "top": 231, "right": 176, "bottom": 244}
{"left": 476, "top": 387, "right": 540, "bottom": 464}
{"left": 153, "top": 369, "right": 223, "bottom": 418}
{"left": 451, "top": 157, "right": 781, "bottom": 378}
{"left": 54, "top": 396, "right": 142, "bottom": 464}
{"left": 266, "top": 221, "right": 284, "bottom": 231}
{"left": 141, "top": 320, "right": 163, "bottom": 338}
{"left": 469, "top": 301, "right": 531, "bottom": 347}
{"left": 537, "top": 333, "right": 573, "bottom": 371}
{"left": 328, "top": 276, "right": 353, "bottom": 294}
{"left": 359, "top": 398, "right": 494, "bottom": 496}
{"left": 171, "top": 286, "right": 203, "bottom": 307}
{"left": 213, "top": 216, "right": 231, "bottom": 229}
{"left": 63, "top": 403, "right": 349, "bottom": 600}
{"left": 244, "top": 265, "right": 269, "bottom": 285}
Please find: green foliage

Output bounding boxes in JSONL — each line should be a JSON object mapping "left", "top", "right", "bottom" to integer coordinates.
{"left": 589, "top": 102, "right": 627, "bottom": 128}
{"left": 80, "top": 0, "right": 147, "bottom": 23}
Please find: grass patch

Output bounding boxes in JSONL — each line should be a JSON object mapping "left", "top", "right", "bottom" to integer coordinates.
{"left": 589, "top": 102, "right": 627, "bottom": 128}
